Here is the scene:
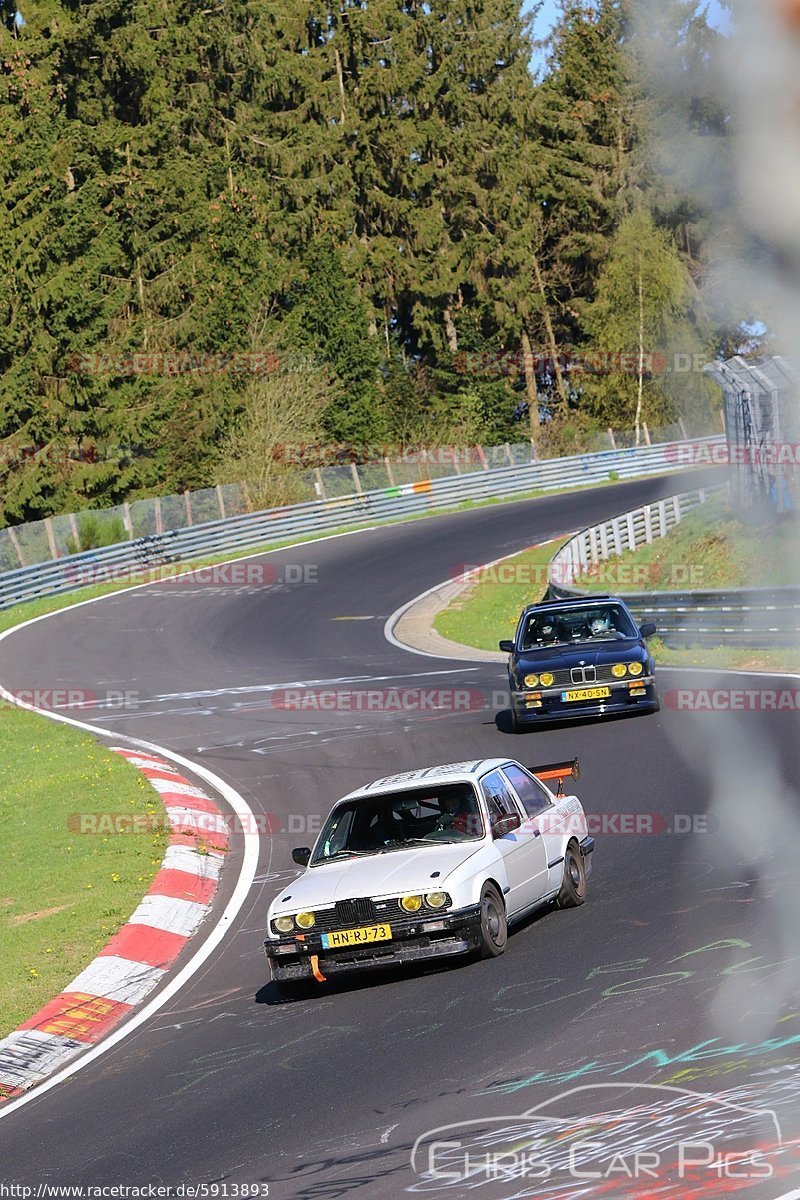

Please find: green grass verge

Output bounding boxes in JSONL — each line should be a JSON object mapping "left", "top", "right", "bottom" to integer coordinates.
{"left": 434, "top": 539, "right": 561, "bottom": 650}
{"left": 578, "top": 499, "right": 800, "bottom": 591}
{"left": 0, "top": 707, "right": 168, "bottom": 1038}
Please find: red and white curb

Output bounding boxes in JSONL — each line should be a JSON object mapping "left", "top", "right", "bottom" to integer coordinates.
{"left": 0, "top": 749, "right": 228, "bottom": 1102}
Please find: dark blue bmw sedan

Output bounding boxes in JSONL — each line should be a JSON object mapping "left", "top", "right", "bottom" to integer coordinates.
{"left": 499, "top": 595, "right": 659, "bottom": 731}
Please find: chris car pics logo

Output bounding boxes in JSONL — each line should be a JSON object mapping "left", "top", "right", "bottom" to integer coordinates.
{"left": 410, "top": 1083, "right": 782, "bottom": 1195}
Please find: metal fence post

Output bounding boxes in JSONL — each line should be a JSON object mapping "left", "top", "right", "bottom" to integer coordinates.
{"left": 626, "top": 511, "right": 636, "bottom": 551}
{"left": 45, "top": 518, "right": 57, "bottom": 560}
{"left": 657, "top": 499, "right": 668, "bottom": 537}
{"left": 7, "top": 527, "right": 26, "bottom": 567}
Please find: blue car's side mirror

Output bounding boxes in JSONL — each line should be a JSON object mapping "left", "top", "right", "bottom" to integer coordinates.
{"left": 499, "top": 640, "right": 514, "bottom": 653}
{"left": 639, "top": 622, "right": 657, "bottom": 639}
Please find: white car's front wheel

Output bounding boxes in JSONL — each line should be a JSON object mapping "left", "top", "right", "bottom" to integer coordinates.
{"left": 478, "top": 883, "right": 508, "bottom": 957}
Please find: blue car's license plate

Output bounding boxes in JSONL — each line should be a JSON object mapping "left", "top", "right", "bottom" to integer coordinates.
{"left": 561, "top": 687, "right": 611, "bottom": 702}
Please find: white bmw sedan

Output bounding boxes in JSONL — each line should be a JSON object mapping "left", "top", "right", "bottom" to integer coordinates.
{"left": 264, "top": 757, "right": 593, "bottom": 994}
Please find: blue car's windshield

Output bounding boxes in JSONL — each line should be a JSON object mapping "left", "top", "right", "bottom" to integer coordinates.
{"left": 519, "top": 604, "right": 638, "bottom": 650}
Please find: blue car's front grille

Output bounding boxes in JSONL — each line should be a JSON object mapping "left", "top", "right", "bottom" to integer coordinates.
{"left": 540, "top": 664, "right": 619, "bottom": 689}
{"left": 569, "top": 665, "right": 596, "bottom": 685}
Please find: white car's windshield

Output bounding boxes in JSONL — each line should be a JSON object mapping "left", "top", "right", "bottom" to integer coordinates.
{"left": 311, "top": 783, "right": 484, "bottom": 864}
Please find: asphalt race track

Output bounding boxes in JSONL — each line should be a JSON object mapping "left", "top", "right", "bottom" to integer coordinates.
{"left": 2, "top": 471, "right": 800, "bottom": 1200}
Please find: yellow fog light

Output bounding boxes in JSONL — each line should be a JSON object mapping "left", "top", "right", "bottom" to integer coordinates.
{"left": 539, "top": 672, "right": 554, "bottom": 687}
{"left": 629, "top": 662, "right": 643, "bottom": 676}
{"left": 274, "top": 915, "right": 294, "bottom": 934}
{"left": 400, "top": 894, "right": 423, "bottom": 913}
{"left": 524, "top": 674, "right": 539, "bottom": 688}
{"left": 295, "top": 911, "right": 316, "bottom": 929}
{"left": 425, "top": 891, "right": 448, "bottom": 908}
{"left": 611, "top": 664, "right": 627, "bottom": 678}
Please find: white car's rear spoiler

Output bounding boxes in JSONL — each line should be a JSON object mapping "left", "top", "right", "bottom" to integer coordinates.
{"left": 530, "top": 758, "right": 580, "bottom": 795}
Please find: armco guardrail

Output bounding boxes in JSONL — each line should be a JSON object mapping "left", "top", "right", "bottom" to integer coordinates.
{"left": 0, "top": 438, "right": 723, "bottom": 612}
{"left": 548, "top": 486, "right": 800, "bottom": 646}
{"left": 547, "top": 487, "right": 722, "bottom": 589}
{"left": 610, "top": 587, "right": 800, "bottom": 646}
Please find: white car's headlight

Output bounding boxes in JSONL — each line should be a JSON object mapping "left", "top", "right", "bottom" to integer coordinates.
{"left": 274, "top": 915, "right": 294, "bottom": 934}
{"left": 425, "top": 891, "right": 448, "bottom": 908}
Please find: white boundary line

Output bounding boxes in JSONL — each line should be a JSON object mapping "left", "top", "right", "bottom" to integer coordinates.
{"left": 0, "top": 716, "right": 260, "bottom": 1120}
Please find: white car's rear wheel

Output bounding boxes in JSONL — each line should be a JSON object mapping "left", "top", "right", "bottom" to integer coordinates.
{"left": 478, "top": 884, "right": 508, "bottom": 957}
{"left": 556, "top": 839, "right": 587, "bottom": 908}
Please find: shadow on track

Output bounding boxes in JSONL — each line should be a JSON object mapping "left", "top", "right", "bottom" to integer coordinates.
{"left": 254, "top": 902, "right": 558, "bottom": 1005}
{"left": 494, "top": 706, "right": 660, "bottom": 735}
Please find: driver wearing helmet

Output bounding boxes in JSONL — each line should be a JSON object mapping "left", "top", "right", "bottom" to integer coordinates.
{"left": 589, "top": 612, "right": 612, "bottom": 637}
{"left": 434, "top": 789, "right": 481, "bottom": 836}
